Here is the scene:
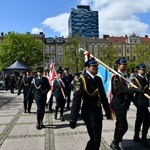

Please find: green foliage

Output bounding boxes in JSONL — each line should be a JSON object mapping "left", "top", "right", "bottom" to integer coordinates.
{"left": 0, "top": 32, "right": 43, "bottom": 71}
{"left": 62, "top": 36, "right": 85, "bottom": 73}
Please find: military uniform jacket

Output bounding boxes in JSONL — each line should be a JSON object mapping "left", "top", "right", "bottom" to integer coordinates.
{"left": 70, "top": 73, "right": 111, "bottom": 122}
{"left": 111, "top": 74, "right": 135, "bottom": 110}
{"left": 26, "top": 76, "right": 51, "bottom": 101}
{"left": 53, "top": 77, "right": 66, "bottom": 100}
{"left": 63, "top": 74, "right": 73, "bottom": 93}
{"left": 18, "top": 76, "right": 33, "bottom": 98}
{"left": 132, "top": 75, "right": 149, "bottom": 107}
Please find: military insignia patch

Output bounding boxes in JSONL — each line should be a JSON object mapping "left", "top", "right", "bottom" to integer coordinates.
{"left": 75, "top": 85, "right": 80, "bottom": 91}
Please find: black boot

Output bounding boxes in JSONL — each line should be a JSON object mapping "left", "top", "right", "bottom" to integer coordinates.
{"left": 28, "top": 101, "right": 32, "bottom": 113}
{"left": 110, "top": 141, "right": 121, "bottom": 150}
{"left": 40, "top": 114, "right": 45, "bottom": 128}
{"left": 24, "top": 100, "right": 27, "bottom": 113}
{"left": 133, "top": 133, "right": 141, "bottom": 143}
{"left": 36, "top": 116, "right": 42, "bottom": 130}
{"left": 60, "top": 116, "right": 65, "bottom": 121}
{"left": 60, "top": 108, "right": 65, "bottom": 121}
{"left": 54, "top": 106, "right": 59, "bottom": 120}
{"left": 141, "top": 135, "right": 149, "bottom": 146}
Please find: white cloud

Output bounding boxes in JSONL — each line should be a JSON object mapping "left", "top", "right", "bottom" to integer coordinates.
{"left": 39, "top": 0, "right": 150, "bottom": 37}
{"left": 41, "top": 13, "right": 69, "bottom": 37}
{"left": 31, "top": 28, "right": 43, "bottom": 34}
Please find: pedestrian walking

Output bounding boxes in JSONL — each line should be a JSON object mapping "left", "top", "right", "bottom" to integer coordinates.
{"left": 18, "top": 70, "right": 34, "bottom": 113}
{"left": 63, "top": 67, "right": 73, "bottom": 110}
{"left": 26, "top": 67, "right": 51, "bottom": 130}
{"left": 131, "top": 63, "right": 150, "bottom": 146}
{"left": 53, "top": 67, "right": 66, "bottom": 121}
{"left": 69, "top": 58, "right": 112, "bottom": 150}
{"left": 109, "top": 57, "right": 143, "bottom": 150}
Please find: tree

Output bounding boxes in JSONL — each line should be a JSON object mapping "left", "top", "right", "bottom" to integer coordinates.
{"left": 0, "top": 32, "right": 43, "bottom": 71}
{"left": 135, "top": 43, "right": 150, "bottom": 70}
{"left": 62, "top": 36, "right": 85, "bottom": 73}
{"left": 99, "top": 42, "right": 117, "bottom": 69}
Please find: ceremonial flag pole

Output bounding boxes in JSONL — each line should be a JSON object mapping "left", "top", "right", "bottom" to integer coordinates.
{"left": 80, "top": 48, "right": 150, "bottom": 100}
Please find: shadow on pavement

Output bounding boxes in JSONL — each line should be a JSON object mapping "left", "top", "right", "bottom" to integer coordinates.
{"left": 121, "top": 139, "right": 150, "bottom": 150}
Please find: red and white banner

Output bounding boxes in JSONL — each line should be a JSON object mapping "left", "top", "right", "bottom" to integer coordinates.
{"left": 46, "top": 63, "right": 57, "bottom": 104}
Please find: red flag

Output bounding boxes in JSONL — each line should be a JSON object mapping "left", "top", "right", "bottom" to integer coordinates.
{"left": 46, "top": 63, "right": 57, "bottom": 104}
{"left": 49, "top": 63, "right": 57, "bottom": 86}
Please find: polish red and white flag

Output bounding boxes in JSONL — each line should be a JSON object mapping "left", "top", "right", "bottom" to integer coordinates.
{"left": 46, "top": 63, "right": 57, "bottom": 104}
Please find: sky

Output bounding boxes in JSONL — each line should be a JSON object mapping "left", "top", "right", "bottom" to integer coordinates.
{"left": 0, "top": 0, "right": 150, "bottom": 38}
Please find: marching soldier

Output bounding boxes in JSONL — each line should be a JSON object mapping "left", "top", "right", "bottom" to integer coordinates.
{"left": 110, "top": 57, "right": 143, "bottom": 150}
{"left": 63, "top": 67, "right": 73, "bottom": 110}
{"left": 53, "top": 67, "right": 66, "bottom": 121}
{"left": 132, "top": 63, "right": 150, "bottom": 146}
{"left": 69, "top": 58, "right": 112, "bottom": 150}
{"left": 18, "top": 70, "right": 34, "bottom": 113}
{"left": 26, "top": 67, "right": 51, "bottom": 130}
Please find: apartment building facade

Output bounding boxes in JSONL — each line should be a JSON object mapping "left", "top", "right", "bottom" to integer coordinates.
{"left": 68, "top": 5, "right": 99, "bottom": 38}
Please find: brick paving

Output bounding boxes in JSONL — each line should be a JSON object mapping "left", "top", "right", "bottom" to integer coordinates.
{"left": 0, "top": 90, "right": 149, "bottom": 150}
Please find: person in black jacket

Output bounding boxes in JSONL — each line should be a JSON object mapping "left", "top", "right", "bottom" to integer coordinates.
{"left": 26, "top": 67, "right": 51, "bottom": 130}
{"left": 69, "top": 58, "right": 112, "bottom": 150}
{"left": 63, "top": 68, "right": 73, "bottom": 110}
{"left": 110, "top": 57, "right": 143, "bottom": 150}
{"left": 53, "top": 67, "right": 66, "bottom": 121}
{"left": 18, "top": 70, "right": 34, "bottom": 113}
{"left": 131, "top": 63, "right": 150, "bottom": 146}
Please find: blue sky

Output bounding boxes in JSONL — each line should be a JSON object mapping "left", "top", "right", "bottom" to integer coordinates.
{"left": 0, "top": 0, "right": 150, "bottom": 38}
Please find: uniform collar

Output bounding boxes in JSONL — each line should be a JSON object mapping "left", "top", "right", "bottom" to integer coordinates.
{"left": 118, "top": 70, "right": 125, "bottom": 77}
{"left": 138, "top": 73, "right": 144, "bottom": 78}
{"left": 86, "top": 70, "right": 95, "bottom": 79}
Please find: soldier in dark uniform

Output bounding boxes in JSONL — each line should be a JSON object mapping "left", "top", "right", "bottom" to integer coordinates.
{"left": 110, "top": 57, "right": 143, "bottom": 150}
{"left": 69, "top": 58, "right": 112, "bottom": 150}
{"left": 18, "top": 70, "right": 34, "bottom": 113}
{"left": 26, "top": 67, "right": 51, "bottom": 130}
{"left": 9, "top": 73, "right": 17, "bottom": 93}
{"left": 63, "top": 67, "right": 73, "bottom": 110}
{"left": 53, "top": 67, "right": 66, "bottom": 121}
{"left": 131, "top": 63, "right": 150, "bottom": 146}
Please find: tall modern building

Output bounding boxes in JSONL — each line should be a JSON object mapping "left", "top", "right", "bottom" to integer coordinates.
{"left": 68, "top": 5, "right": 99, "bottom": 38}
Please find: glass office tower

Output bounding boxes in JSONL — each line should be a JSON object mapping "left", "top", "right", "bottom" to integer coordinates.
{"left": 68, "top": 5, "right": 99, "bottom": 38}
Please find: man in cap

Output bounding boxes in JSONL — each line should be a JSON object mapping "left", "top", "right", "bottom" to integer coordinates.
{"left": 69, "top": 57, "right": 112, "bottom": 150}
{"left": 110, "top": 57, "right": 143, "bottom": 150}
{"left": 131, "top": 63, "right": 150, "bottom": 146}
{"left": 26, "top": 67, "right": 51, "bottom": 130}
{"left": 63, "top": 67, "right": 73, "bottom": 110}
{"left": 18, "top": 70, "right": 34, "bottom": 113}
{"left": 53, "top": 67, "right": 66, "bottom": 121}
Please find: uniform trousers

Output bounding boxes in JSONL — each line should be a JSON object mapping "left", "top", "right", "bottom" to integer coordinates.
{"left": 134, "top": 106, "right": 150, "bottom": 137}
{"left": 113, "top": 109, "right": 128, "bottom": 143}
{"left": 84, "top": 120, "right": 102, "bottom": 150}
{"left": 35, "top": 93, "right": 46, "bottom": 125}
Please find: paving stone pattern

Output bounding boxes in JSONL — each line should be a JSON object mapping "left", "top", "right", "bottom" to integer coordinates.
{"left": 0, "top": 90, "right": 149, "bottom": 150}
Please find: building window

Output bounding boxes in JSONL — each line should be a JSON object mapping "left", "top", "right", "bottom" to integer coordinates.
{"left": 133, "top": 56, "right": 136, "bottom": 60}
{"left": 126, "top": 47, "right": 130, "bottom": 53}
{"left": 118, "top": 47, "right": 122, "bottom": 53}
{"left": 114, "top": 47, "right": 116, "bottom": 52}
{"left": 88, "top": 45, "right": 92, "bottom": 53}
{"left": 45, "top": 45, "right": 49, "bottom": 54}
{"left": 58, "top": 56, "right": 63, "bottom": 62}
{"left": 127, "top": 56, "right": 130, "bottom": 60}
{"left": 50, "top": 46, "right": 55, "bottom": 53}
{"left": 50, "top": 56, "right": 55, "bottom": 63}
{"left": 58, "top": 46, "right": 63, "bottom": 55}
{"left": 94, "top": 45, "right": 98, "bottom": 56}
